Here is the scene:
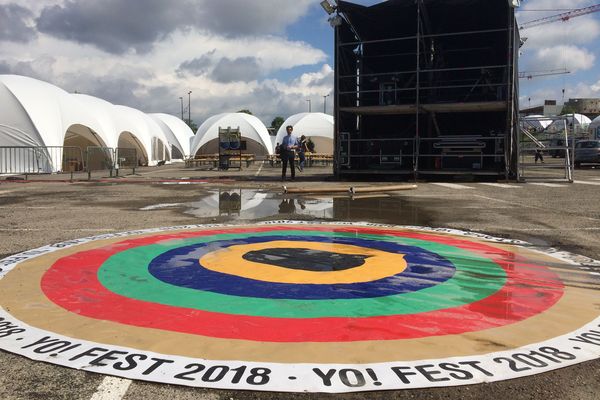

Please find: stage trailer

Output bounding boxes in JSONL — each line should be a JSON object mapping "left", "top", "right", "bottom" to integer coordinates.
{"left": 333, "top": 0, "right": 520, "bottom": 178}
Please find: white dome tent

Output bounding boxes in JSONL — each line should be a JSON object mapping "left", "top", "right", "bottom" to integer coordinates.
{"left": 149, "top": 113, "right": 194, "bottom": 161}
{"left": 0, "top": 74, "right": 178, "bottom": 173}
{"left": 190, "top": 113, "right": 273, "bottom": 156}
{"left": 73, "top": 94, "right": 120, "bottom": 149}
{"left": 275, "top": 113, "right": 334, "bottom": 154}
{"left": 588, "top": 116, "right": 600, "bottom": 139}
{"left": 521, "top": 114, "right": 553, "bottom": 132}
{"left": 112, "top": 105, "right": 171, "bottom": 166}
{"left": 75, "top": 95, "right": 163, "bottom": 166}
{"left": 545, "top": 113, "right": 592, "bottom": 134}
{"left": 0, "top": 75, "right": 110, "bottom": 173}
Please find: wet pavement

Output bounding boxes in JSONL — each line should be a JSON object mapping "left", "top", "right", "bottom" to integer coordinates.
{"left": 1, "top": 163, "right": 600, "bottom": 399}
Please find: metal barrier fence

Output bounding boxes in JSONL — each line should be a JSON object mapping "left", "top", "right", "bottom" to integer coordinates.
{"left": 86, "top": 146, "right": 114, "bottom": 174}
{"left": 1, "top": 146, "right": 137, "bottom": 180}
{"left": 517, "top": 116, "right": 575, "bottom": 183}
{"left": 0, "top": 146, "right": 84, "bottom": 179}
{"left": 115, "top": 147, "right": 137, "bottom": 176}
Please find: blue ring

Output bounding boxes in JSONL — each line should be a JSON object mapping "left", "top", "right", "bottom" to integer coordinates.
{"left": 148, "top": 235, "right": 455, "bottom": 300}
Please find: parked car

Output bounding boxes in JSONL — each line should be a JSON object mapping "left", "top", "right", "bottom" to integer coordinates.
{"left": 574, "top": 140, "right": 600, "bottom": 168}
{"left": 548, "top": 138, "right": 574, "bottom": 158}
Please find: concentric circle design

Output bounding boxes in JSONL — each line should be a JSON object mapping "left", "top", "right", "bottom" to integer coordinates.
{"left": 1, "top": 222, "right": 600, "bottom": 393}
{"left": 146, "top": 234, "right": 456, "bottom": 299}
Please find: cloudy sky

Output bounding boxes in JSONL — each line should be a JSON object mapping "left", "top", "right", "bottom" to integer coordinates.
{"left": 0, "top": 0, "right": 599, "bottom": 127}
{"left": 517, "top": 0, "right": 600, "bottom": 108}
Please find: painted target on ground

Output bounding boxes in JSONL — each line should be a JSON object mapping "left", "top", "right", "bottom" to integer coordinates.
{"left": 1, "top": 221, "right": 600, "bottom": 393}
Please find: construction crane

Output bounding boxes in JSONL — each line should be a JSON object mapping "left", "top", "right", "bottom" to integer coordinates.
{"left": 518, "top": 69, "right": 570, "bottom": 80}
{"left": 520, "top": 4, "right": 600, "bottom": 30}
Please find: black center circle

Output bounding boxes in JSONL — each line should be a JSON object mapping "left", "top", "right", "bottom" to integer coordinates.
{"left": 242, "top": 248, "right": 370, "bottom": 271}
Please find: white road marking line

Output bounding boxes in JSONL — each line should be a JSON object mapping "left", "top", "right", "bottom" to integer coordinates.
{"left": 528, "top": 182, "right": 568, "bottom": 188}
{"left": 431, "top": 183, "right": 474, "bottom": 190}
{"left": 255, "top": 162, "right": 264, "bottom": 177}
{"left": 479, "top": 183, "right": 522, "bottom": 189}
{"left": 574, "top": 180, "right": 600, "bottom": 186}
{"left": 138, "top": 167, "right": 181, "bottom": 176}
{"left": 90, "top": 377, "right": 132, "bottom": 400}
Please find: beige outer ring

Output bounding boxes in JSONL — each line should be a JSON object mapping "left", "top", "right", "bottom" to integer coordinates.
{"left": 0, "top": 226, "right": 598, "bottom": 364}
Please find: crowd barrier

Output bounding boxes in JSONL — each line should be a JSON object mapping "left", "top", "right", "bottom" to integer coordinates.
{"left": 0, "top": 146, "right": 137, "bottom": 180}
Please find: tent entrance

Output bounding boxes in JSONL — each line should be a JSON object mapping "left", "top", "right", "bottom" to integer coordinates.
{"left": 119, "top": 132, "right": 148, "bottom": 166}
{"left": 64, "top": 124, "right": 107, "bottom": 172}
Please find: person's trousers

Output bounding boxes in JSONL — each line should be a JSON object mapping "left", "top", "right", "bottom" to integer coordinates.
{"left": 281, "top": 152, "right": 295, "bottom": 179}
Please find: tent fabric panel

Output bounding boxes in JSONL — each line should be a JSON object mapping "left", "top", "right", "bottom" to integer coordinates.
{"left": 0, "top": 75, "right": 110, "bottom": 150}
{"left": 149, "top": 113, "right": 193, "bottom": 158}
{"left": 191, "top": 113, "right": 273, "bottom": 156}
{"left": 275, "top": 113, "right": 334, "bottom": 150}
{"left": 0, "top": 81, "right": 44, "bottom": 147}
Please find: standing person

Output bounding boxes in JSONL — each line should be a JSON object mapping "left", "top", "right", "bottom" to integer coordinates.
{"left": 281, "top": 125, "right": 298, "bottom": 181}
{"left": 272, "top": 142, "right": 281, "bottom": 167}
{"left": 275, "top": 142, "right": 281, "bottom": 158}
{"left": 297, "top": 135, "right": 308, "bottom": 172}
{"left": 535, "top": 148, "right": 545, "bottom": 164}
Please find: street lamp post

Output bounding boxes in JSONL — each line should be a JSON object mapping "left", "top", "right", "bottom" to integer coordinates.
{"left": 187, "top": 91, "right": 192, "bottom": 126}
{"left": 323, "top": 94, "right": 330, "bottom": 114}
{"left": 179, "top": 97, "right": 184, "bottom": 120}
{"left": 306, "top": 99, "right": 312, "bottom": 113}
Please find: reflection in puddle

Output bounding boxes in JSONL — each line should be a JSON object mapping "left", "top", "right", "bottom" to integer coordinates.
{"left": 140, "top": 189, "right": 430, "bottom": 225}
{"left": 185, "top": 189, "right": 334, "bottom": 219}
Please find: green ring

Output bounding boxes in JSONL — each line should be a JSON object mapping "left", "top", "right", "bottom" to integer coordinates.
{"left": 98, "top": 230, "right": 506, "bottom": 318}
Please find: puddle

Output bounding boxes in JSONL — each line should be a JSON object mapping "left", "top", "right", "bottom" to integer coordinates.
{"left": 160, "top": 182, "right": 208, "bottom": 185}
{"left": 140, "top": 189, "right": 433, "bottom": 225}
{"left": 184, "top": 190, "right": 334, "bottom": 219}
{"left": 140, "top": 203, "right": 184, "bottom": 211}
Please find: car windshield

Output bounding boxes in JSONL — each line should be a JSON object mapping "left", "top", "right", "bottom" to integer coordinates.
{"left": 578, "top": 141, "right": 600, "bottom": 149}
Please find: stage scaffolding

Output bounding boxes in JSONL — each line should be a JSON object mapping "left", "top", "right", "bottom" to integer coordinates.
{"left": 333, "top": 0, "right": 520, "bottom": 179}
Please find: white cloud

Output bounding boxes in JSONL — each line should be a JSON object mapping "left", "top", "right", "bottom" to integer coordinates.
{"left": 154, "top": 31, "right": 327, "bottom": 74}
{"left": 566, "top": 79, "right": 600, "bottom": 98}
{"left": 533, "top": 45, "right": 595, "bottom": 73}
{"left": 520, "top": 16, "right": 600, "bottom": 49}
{"left": 519, "top": 87, "right": 562, "bottom": 107}
{"left": 0, "top": 7, "right": 330, "bottom": 124}
{"left": 520, "top": 75, "right": 600, "bottom": 107}
{"left": 519, "top": 0, "right": 590, "bottom": 11}
{"left": 277, "top": 64, "right": 334, "bottom": 96}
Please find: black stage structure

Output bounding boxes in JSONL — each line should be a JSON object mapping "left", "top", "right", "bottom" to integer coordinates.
{"left": 333, "top": 0, "right": 520, "bottom": 179}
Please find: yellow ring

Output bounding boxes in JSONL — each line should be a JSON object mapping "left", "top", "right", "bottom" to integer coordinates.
{"left": 199, "top": 240, "right": 407, "bottom": 284}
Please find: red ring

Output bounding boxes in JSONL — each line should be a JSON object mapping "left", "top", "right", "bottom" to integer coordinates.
{"left": 41, "top": 226, "right": 563, "bottom": 342}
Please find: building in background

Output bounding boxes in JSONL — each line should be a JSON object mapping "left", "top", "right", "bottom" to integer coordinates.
{"left": 563, "top": 98, "right": 600, "bottom": 120}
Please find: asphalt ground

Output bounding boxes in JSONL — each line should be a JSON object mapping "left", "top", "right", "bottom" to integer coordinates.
{"left": 1, "top": 161, "right": 600, "bottom": 399}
